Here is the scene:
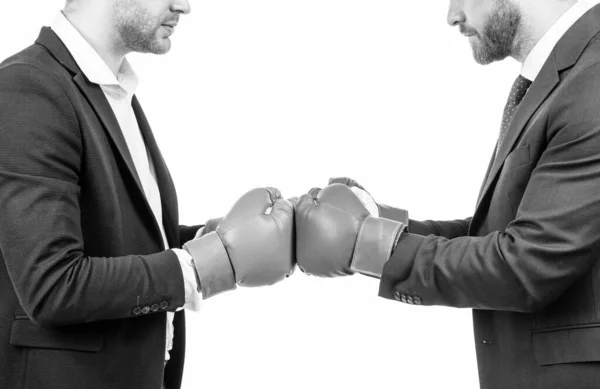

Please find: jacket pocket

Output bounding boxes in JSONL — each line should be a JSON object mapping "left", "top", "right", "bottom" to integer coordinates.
{"left": 532, "top": 324, "right": 600, "bottom": 366}
{"left": 10, "top": 317, "right": 103, "bottom": 352}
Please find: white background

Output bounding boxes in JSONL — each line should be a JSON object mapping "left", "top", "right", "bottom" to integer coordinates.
{"left": 1, "top": 1, "right": 523, "bottom": 388}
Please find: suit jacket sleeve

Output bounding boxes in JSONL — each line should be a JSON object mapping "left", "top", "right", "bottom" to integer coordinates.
{"left": 380, "top": 64, "right": 600, "bottom": 313}
{"left": 375, "top": 201, "right": 471, "bottom": 238}
{"left": 408, "top": 218, "right": 472, "bottom": 238}
{"left": 0, "top": 63, "right": 185, "bottom": 327}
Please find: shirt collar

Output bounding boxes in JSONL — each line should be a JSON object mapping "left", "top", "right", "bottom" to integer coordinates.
{"left": 521, "top": 0, "right": 597, "bottom": 81}
{"left": 51, "top": 11, "right": 138, "bottom": 95}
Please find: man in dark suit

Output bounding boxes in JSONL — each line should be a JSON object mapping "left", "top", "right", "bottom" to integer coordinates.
{"left": 0, "top": 1, "right": 295, "bottom": 389}
{"left": 295, "top": 0, "right": 600, "bottom": 388}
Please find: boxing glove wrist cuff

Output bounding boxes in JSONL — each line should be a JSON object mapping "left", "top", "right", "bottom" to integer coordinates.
{"left": 350, "top": 216, "right": 405, "bottom": 279}
{"left": 183, "top": 232, "right": 237, "bottom": 299}
{"left": 377, "top": 204, "right": 410, "bottom": 230}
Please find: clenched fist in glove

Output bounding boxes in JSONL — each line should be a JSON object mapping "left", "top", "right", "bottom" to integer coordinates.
{"left": 183, "top": 188, "right": 295, "bottom": 299}
{"left": 326, "top": 177, "right": 409, "bottom": 225}
{"left": 296, "top": 183, "right": 407, "bottom": 278}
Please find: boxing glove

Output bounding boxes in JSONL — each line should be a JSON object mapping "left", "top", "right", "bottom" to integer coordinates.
{"left": 183, "top": 187, "right": 295, "bottom": 298}
{"left": 327, "top": 177, "right": 409, "bottom": 226}
{"left": 194, "top": 217, "right": 223, "bottom": 239}
{"left": 197, "top": 197, "right": 298, "bottom": 238}
{"left": 295, "top": 183, "right": 406, "bottom": 278}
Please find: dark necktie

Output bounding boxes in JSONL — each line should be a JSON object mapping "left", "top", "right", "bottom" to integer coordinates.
{"left": 496, "top": 75, "right": 532, "bottom": 156}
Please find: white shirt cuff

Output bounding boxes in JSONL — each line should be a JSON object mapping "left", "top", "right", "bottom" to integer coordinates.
{"left": 172, "top": 248, "right": 203, "bottom": 312}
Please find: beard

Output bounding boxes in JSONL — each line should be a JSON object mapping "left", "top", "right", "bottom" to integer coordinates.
{"left": 112, "top": 0, "right": 175, "bottom": 55}
{"left": 461, "top": 0, "right": 523, "bottom": 65}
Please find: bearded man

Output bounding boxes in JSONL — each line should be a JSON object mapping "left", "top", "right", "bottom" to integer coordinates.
{"left": 295, "top": 1, "right": 600, "bottom": 388}
{"left": 0, "top": 1, "right": 296, "bottom": 389}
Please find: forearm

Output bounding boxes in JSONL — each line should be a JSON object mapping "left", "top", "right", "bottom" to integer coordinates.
{"left": 0, "top": 174, "right": 186, "bottom": 327}
{"left": 380, "top": 220, "right": 600, "bottom": 313}
{"left": 380, "top": 232, "right": 531, "bottom": 311}
{"left": 408, "top": 218, "right": 472, "bottom": 238}
{"left": 374, "top": 201, "right": 471, "bottom": 238}
{"left": 5, "top": 250, "right": 186, "bottom": 327}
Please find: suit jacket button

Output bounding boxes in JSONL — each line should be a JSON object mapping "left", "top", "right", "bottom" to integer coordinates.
{"left": 160, "top": 301, "right": 169, "bottom": 310}
{"left": 151, "top": 303, "right": 159, "bottom": 312}
{"left": 406, "top": 296, "right": 414, "bottom": 305}
{"left": 400, "top": 294, "right": 407, "bottom": 303}
{"left": 394, "top": 291, "right": 401, "bottom": 301}
{"left": 413, "top": 297, "right": 422, "bottom": 305}
{"left": 132, "top": 307, "right": 142, "bottom": 315}
{"left": 142, "top": 306, "right": 150, "bottom": 314}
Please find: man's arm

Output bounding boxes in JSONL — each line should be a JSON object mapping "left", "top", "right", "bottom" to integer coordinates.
{"left": 380, "top": 64, "right": 600, "bottom": 313}
{"left": 407, "top": 218, "right": 472, "bottom": 238}
{"left": 0, "top": 63, "right": 185, "bottom": 327}
{"left": 327, "top": 177, "right": 472, "bottom": 238}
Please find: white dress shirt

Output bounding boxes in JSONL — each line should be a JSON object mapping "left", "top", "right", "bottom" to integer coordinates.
{"left": 51, "top": 12, "right": 202, "bottom": 361}
{"left": 521, "top": 0, "right": 598, "bottom": 81}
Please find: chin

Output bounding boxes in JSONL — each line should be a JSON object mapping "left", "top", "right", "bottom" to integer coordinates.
{"left": 156, "top": 46, "right": 171, "bottom": 55}
{"left": 469, "top": 43, "right": 492, "bottom": 65}
{"left": 150, "top": 39, "right": 172, "bottom": 55}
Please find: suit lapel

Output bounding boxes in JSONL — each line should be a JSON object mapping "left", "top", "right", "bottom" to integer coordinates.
{"left": 73, "top": 82, "right": 178, "bottom": 248}
{"left": 472, "top": 4, "right": 600, "bottom": 226}
{"left": 474, "top": 62, "right": 560, "bottom": 211}
{"left": 36, "top": 27, "right": 146, "bottom": 200}
{"left": 73, "top": 74, "right": 145, "bottom": 192}
{"left": 74, "top": 76, "right": 172, "bottom": 249}
{"left": 132, "top": 97, "right": 180, "bottom": 248}
{"left": 476, "top": 147, "right": 497, "bottom": 205}
{"left": 35, "top": 28, "right": 176, "bottom": 249}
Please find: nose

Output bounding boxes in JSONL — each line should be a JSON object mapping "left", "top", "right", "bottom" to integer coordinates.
{"left": 447, "top": 0, "right": 465, "bottom": 27}
{"left": 172, "top": 0, "right": 191, "bottom": 15}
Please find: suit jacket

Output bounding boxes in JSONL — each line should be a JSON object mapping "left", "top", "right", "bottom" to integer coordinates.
{"left": 0, "top": 28, "right": 201, "bottom": 389}
{"left": 380, "top": 5, "right": 600, "bottom": 389}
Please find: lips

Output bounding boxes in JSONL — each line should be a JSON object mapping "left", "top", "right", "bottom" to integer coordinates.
{"left": 161, "top": 23, "right": 177, "bottom": 35}
{"left": 459, "top": 25, "right": 477, "bottom": 38}
{"left": 162, "top": 17, "right": 179, "bottom": 28}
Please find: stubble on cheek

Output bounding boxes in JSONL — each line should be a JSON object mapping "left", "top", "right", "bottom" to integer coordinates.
{"left": 113, "top": 0, "right": 164, "bottom": 54}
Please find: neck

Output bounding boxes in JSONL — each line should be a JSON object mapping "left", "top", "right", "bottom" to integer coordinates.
{"left": 512, "top": 0, "right": 578, "bottom": 63}
{"left": 62, "top": 8, "right": 128, "bottom": 76}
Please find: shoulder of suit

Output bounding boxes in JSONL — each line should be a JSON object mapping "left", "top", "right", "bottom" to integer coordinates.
{"left": 0, "top": 43, "right": 73, "bottom": 90}
{"left": 575, "top": 33, "right": 600, "bottom": 68}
